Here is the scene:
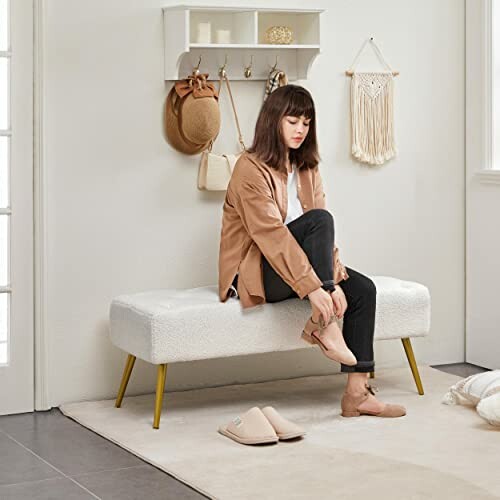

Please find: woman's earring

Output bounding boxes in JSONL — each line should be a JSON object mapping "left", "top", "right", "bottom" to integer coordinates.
{"left": 244, "top": 55, "right": 253, "bottom": 78}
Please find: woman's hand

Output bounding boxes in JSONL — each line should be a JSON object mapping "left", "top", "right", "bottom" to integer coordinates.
{"left": 330, "top": 285, "right": 348, "bottom": 319}
{"left": 307, "top": 287, "right": 335, "bottom": 325}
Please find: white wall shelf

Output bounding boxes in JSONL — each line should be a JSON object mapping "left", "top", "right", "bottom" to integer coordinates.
{"left": 163, "top": 5, "right": 323, "bottom": 81}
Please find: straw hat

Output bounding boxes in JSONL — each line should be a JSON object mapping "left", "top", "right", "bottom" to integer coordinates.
{"left": 165, "top": 74, "right": 221, "bottom": 155}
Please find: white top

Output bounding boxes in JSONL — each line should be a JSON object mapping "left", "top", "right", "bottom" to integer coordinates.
{"left": 284, "top": 163, "right": 304, "bottom": 225}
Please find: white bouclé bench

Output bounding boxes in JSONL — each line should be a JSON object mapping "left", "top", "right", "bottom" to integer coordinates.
{"left": 110, "top": 276, "right": 431, "bottom": 429}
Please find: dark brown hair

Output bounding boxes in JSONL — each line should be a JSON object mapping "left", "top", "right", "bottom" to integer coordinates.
{"left": 248, "top": 84, "right": 320, "bottom": 172}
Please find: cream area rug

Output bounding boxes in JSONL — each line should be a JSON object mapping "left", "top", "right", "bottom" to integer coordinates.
{"left": 59, "top": 366, "right": 500, "bottom": 500}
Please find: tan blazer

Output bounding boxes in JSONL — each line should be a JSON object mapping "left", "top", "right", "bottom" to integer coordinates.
{"left": 218, "top": 151, "right": 349, "bottom": 309}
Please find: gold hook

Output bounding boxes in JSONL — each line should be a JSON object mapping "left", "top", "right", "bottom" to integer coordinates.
{"left": 271, "top": 55, "right": 279, "bottom": 72}
{"left": 244, "top": 54, "right": 253, "bottom": 78}
{"left": 193, "top": 55, "right": 202, "bottom": 75}
{"left": 218, "top": 54, "right": 228, "bottom": 78}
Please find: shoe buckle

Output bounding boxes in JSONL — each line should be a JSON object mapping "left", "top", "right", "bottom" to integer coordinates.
{"left": 318, "top": 314, "right": 336, "bottom": 330}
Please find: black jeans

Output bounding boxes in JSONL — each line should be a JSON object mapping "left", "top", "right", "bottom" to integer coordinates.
{"left": 234, "top": 209, "right": 376, "bottom": 373}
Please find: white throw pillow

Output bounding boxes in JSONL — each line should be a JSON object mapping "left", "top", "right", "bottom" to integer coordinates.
{"left": 477, "top": 394, "right": 500, "bottom": 427}
{"left": 442, "top": 370, "right": 500, "bottom": 426}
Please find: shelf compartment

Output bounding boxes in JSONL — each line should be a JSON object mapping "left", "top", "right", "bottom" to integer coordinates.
{"left": 189, "top": 9, "right": 256, "bottom": 45}
{"left": 257, "top": 11, "right": 320, "bottom": 45}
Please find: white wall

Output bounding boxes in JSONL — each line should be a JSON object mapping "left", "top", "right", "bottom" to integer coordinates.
{"left": 465, "top": 0, "right": 500, "bottom": 370}
{"left": 44, "top": 0, "right": 465, "bottom": 406}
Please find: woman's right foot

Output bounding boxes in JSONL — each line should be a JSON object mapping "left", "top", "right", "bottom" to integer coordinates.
{"left": 302, "top": 315, "right": 357, "bottom": 366}
{"left": 341, "top": 383, "right": 406, "bottom": 418}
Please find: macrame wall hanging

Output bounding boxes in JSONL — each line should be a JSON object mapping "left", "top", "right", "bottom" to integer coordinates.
{"left": 346, "top": 38, "right": 399, "bottom": 166}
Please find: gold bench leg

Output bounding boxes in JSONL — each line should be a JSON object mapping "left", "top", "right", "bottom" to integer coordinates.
{"left": 115, "top": 354, "right": 136, "bottom": 408}
{"left": 401, "top": 338, "right": 424, "bottom": 395}
{"left": 153, "top": 363, "right": 168, "bottom": 429}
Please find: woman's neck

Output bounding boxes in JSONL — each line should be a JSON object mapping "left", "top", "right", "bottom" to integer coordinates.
{"left": 285, "top": 155, "right": 292, "bottom": 174}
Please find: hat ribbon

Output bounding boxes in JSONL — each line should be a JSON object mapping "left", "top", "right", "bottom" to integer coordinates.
{"left": 175, "top": 73, "right": 219, "bottom": 99}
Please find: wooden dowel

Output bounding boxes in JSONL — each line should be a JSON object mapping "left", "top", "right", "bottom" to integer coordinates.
{"left": 345, "top": 70, "right": 399, "bottom": 76}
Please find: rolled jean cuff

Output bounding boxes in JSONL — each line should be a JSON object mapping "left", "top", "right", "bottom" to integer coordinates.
{"left": 340, "top": 360, "right": 375, "bottom": 373}
{"left": 321, "top": 279, "right": 336, "bottom": 293}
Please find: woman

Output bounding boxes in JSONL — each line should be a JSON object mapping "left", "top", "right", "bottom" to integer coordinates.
{"left": 218, "top": 85, "right": 405, "bottom": 418}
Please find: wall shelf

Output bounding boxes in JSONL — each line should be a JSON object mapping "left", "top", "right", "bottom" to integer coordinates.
{"left": 163, "top": 5, "right": 324, "bottom": 81}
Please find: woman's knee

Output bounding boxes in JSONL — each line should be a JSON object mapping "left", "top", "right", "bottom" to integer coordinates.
{"left": 305, "top": 208, "right": 334, "bottom": 228}
{"left": 360, "top": 276, "right": 377, "bottom": 303}
{"left": 346, "top": 273, "right": 376, "bottom": 305}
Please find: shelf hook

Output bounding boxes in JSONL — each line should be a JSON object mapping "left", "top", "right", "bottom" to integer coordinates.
{"left": 244, "top": 54, "right": 253, "bottom": 78}
{"left": 218, "top": 53, "right": 228, "bottom": 78}
{"left": 271, "top": 55, "right": 279, "bottom": 72}
{"left": 193, "top": 55, "right": 202, "bottom": 75}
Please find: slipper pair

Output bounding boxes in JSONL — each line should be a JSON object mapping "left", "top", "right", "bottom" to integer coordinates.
{"left": 218, "top": 406, "right": 305, "bottom": 445}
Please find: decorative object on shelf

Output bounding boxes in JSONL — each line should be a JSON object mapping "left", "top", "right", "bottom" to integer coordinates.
{"left": 264, "top": 56, "right": 288, "bottom": 101}
{"left": 196, "top": 21, "right": 211, "bottom": 43}
{"left": 346, "top": 37, "right": 398, "bottom": 166}
{"left": 198, "top": 67, "right": 246, "bottom": 191}
{"left": 265, "top": 25, "right": 293, "bottom": 45}
{"left": 244, "top": 55, "right": 253, "bottom": 79}
{"left": 215, "top": 29, "right": 231, "bottom": 44}
{"left": 165, "top": 69, "right": 220, "bottom": 155}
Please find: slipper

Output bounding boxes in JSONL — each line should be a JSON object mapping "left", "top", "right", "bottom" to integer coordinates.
{"left": 218, "top": 407, "right": 279, "bottom": 445}
{"left": 261, "top": 406, "right": 306, "bottom": 440}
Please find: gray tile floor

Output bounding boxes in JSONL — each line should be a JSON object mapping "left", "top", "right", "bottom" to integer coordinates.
{"left": 0, "top": 363, "right": 489, "bottom": 500}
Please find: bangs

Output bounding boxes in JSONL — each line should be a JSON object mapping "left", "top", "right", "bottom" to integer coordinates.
{"left": 283, "top": 89, "right": 315, "bottom": 119}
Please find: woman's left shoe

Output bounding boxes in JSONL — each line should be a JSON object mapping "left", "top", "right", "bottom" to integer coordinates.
{"left": 301, "top": 315, "right": 357, "bottom": 366}
{"left": 341, "top": 383, "right": 406, "bottom": 418}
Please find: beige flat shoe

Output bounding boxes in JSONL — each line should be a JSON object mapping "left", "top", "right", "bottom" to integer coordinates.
{"left": 261, "top": 406, "right": 306, "bottom": 440}
{"left": 301, "top": 315, "right": 357, "bottom": 366}
{"left": 341, "top": 383, "right": 406, "bottom": 418}
{"left": 218, "top": 407, "right": 279, "bottom": 445}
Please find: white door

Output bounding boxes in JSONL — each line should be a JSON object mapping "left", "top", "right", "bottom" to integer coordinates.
{"left": 0, "top": 0, "right": 34, "bottom": 414}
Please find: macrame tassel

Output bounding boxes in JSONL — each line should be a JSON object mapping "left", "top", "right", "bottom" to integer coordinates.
{"left": 351, "top": 72, "right": 397, "bottom": 166}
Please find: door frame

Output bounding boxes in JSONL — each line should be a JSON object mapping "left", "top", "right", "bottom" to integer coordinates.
{"left": 34, "top": 0, "right": 50, "bottom": 410}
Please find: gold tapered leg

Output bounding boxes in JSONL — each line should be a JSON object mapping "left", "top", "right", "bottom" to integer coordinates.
{"left": 369, "top": 371, "right": 375, "bottom": 379}
{"left": 115, "top": 354, "right": 136, "bottom": 408}
{"left": 401, "top": 338, "right": 424, "bottom": 395}
{"left": 153, "top": 363, "right": 168, "bottom": 429}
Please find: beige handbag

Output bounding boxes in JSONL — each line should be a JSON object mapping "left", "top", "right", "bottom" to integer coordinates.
{"left": 197, "top": 75, "right": 246, "bottom": 191}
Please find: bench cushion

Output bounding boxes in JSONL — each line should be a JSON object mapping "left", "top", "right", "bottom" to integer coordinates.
{"left": 109, "top": 276, "right": 430, "bottom": 365}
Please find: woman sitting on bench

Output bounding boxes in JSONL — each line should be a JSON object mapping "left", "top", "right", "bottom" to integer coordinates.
{"left": 218, "top": 85, "right": 405, "bottom": 418}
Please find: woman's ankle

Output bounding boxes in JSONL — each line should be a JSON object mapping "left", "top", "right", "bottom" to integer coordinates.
{"left": 345, "top": 373, "right": 368, "bottom": 393}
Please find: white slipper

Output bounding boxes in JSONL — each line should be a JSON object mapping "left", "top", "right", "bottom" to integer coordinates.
{"left": 218, "top": 407, "right": 279, "bottom": 445}
{"left": 261, "top": 406, "right": 306, "bottom": 440}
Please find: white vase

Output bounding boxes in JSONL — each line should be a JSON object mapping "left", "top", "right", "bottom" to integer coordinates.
{"left": 197, "top": 22, "right": 211, "bottom": 44}
{"left": 215, "top": 29, "right": 231, "bottom": 44}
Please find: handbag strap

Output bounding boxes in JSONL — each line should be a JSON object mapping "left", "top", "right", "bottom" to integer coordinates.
{"left": 209, "top": 75, "right": 246, "bottom": 152}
